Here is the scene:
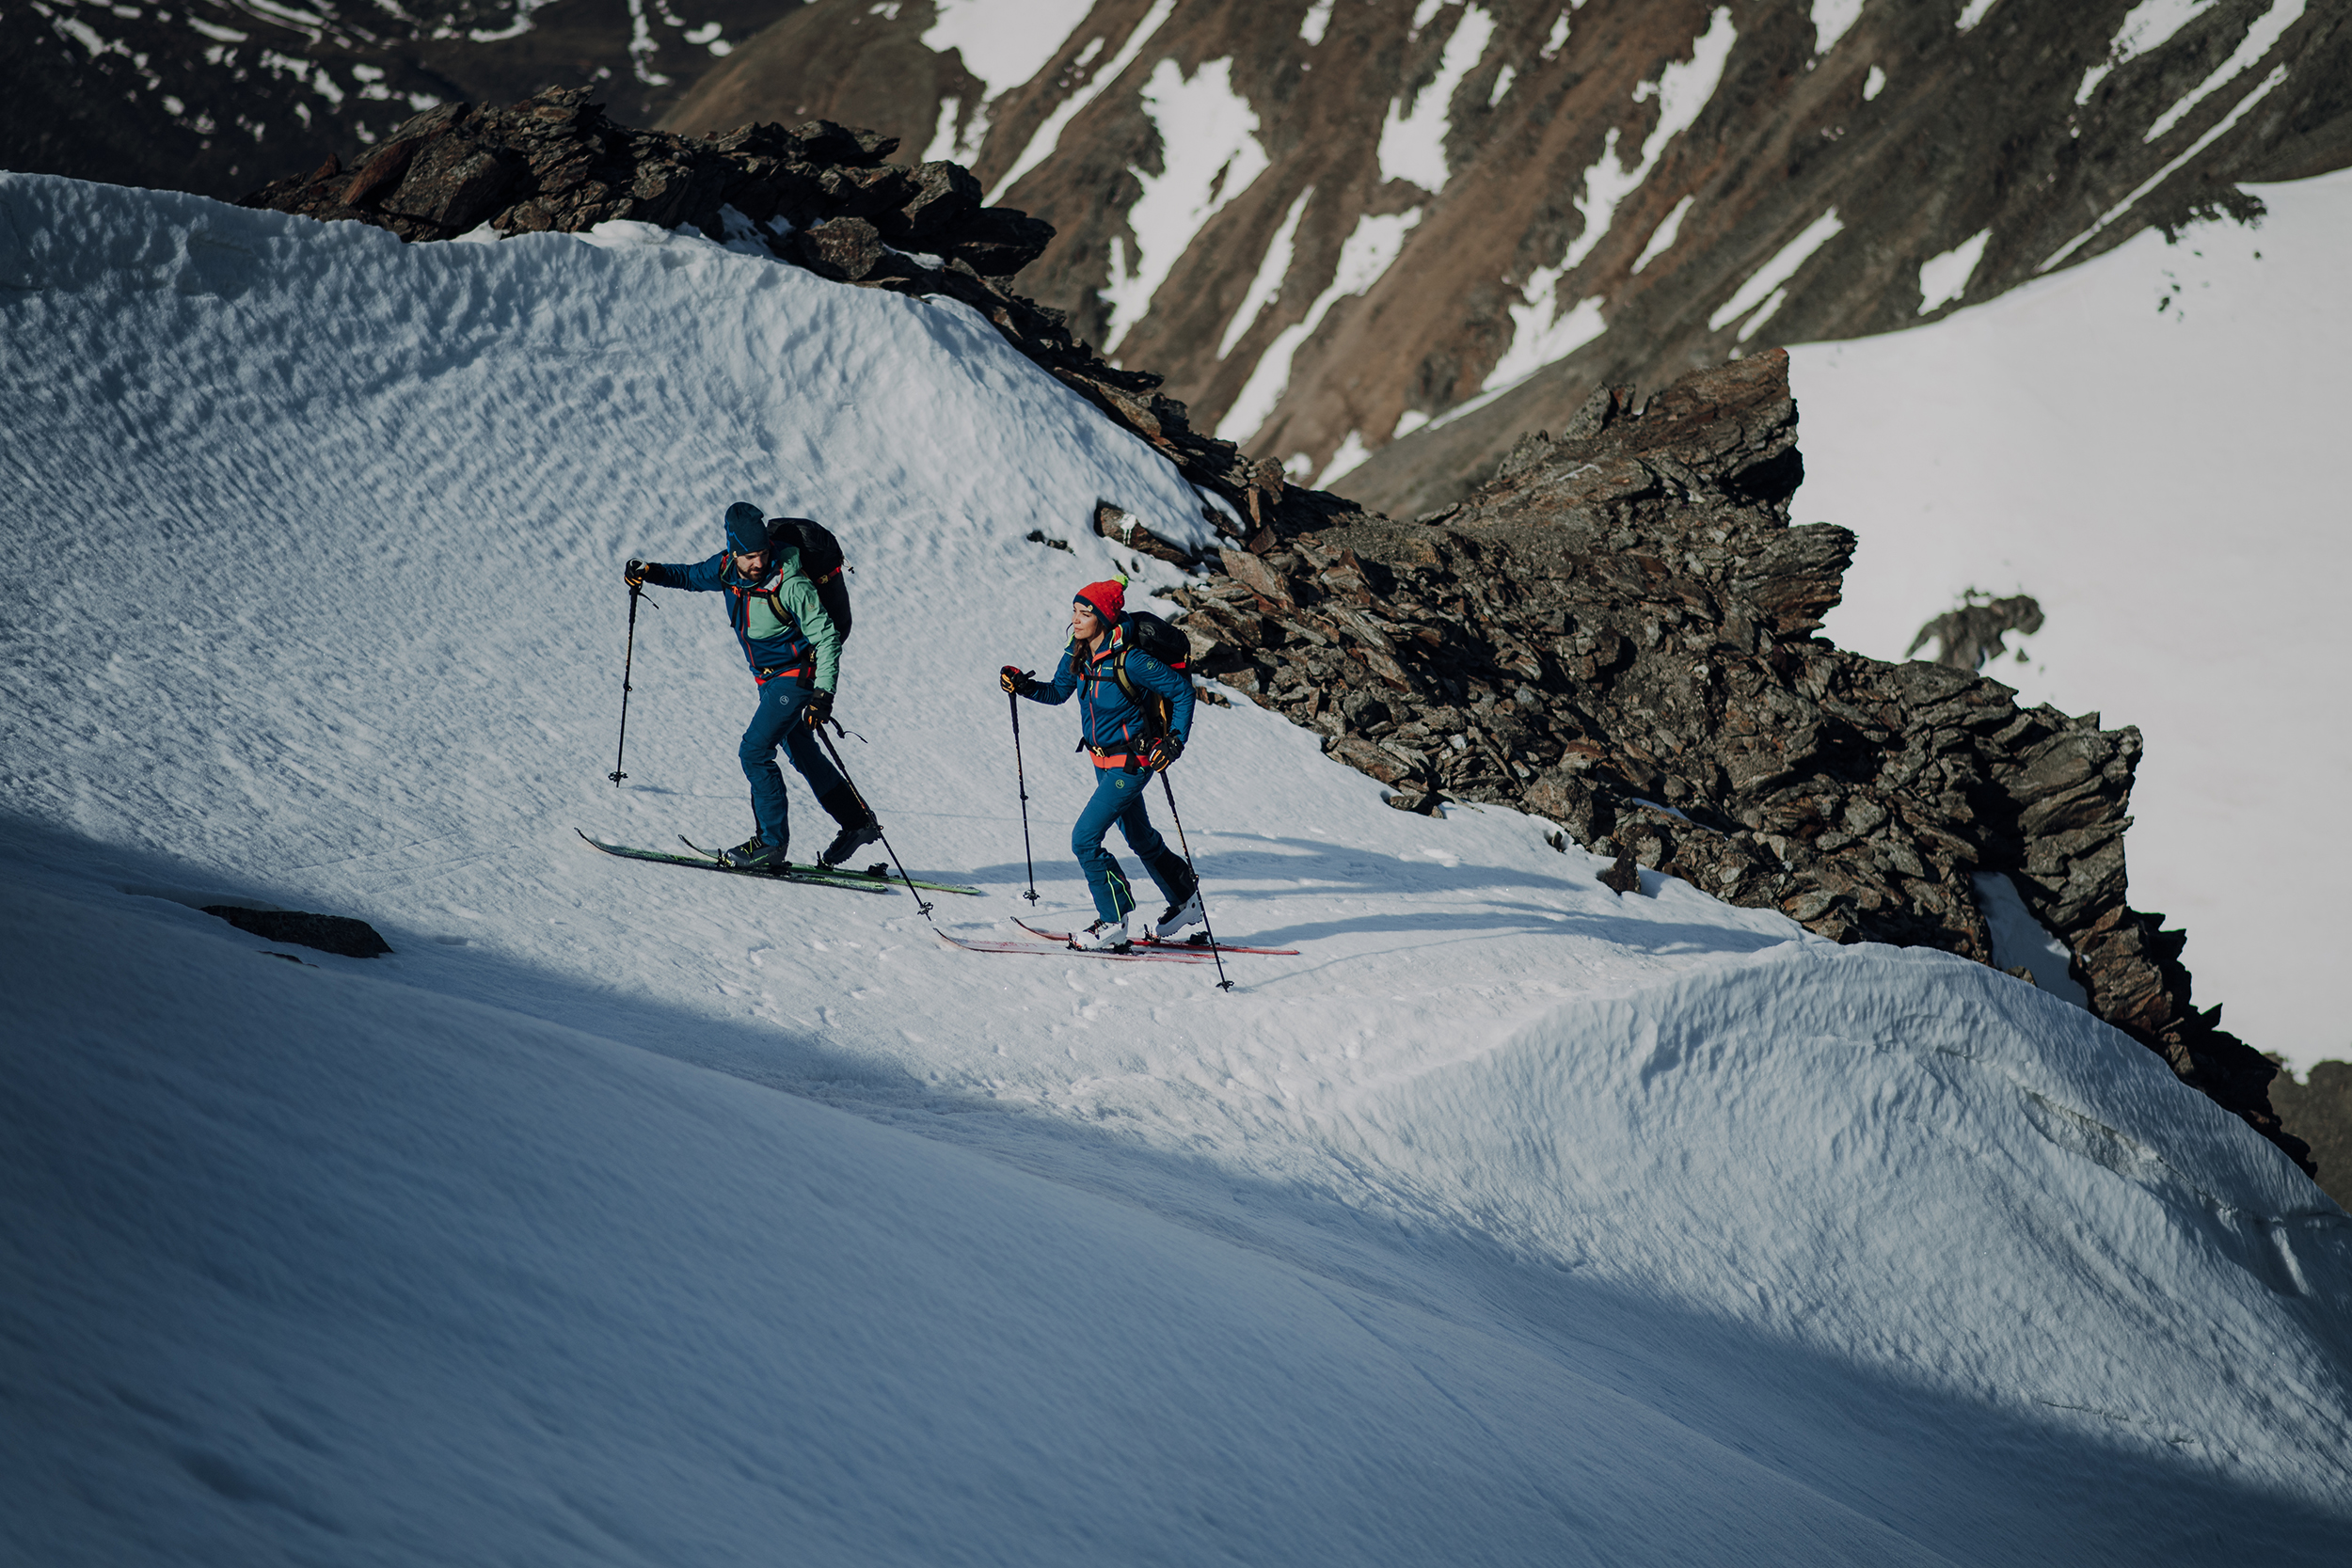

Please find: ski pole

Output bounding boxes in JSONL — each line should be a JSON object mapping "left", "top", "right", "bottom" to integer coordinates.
{"left": 1008, "top": 690, "right": 1041, "bottom": 904}
{"left": 610, "top": 581, "right": 657, "bottom": 786}
{"left": 1157, "top": 771, "right": 1232, "bottom": 992}
{"left": 814, "top": 724, "right": 937, "bottom": 922}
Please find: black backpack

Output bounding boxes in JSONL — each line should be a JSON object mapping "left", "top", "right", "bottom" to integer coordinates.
{"left": 764, "top": 515, "right": 852, "bottom": 641}
{"left": 1111, "top": 611, "right": 1189, "bottom": 737}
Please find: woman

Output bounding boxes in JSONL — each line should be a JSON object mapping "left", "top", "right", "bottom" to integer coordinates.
{"left": 1001, "top": 578, "right": 1201, "bottom": 951}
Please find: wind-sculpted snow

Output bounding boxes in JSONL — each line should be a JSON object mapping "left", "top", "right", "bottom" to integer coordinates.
{"left": 3, "top": 175, "right": 2348, "bottom": 1563}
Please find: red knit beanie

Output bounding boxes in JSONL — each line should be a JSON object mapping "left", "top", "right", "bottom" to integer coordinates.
{"left": 1074, "top": 578, "right": 1126, "bottom": 624}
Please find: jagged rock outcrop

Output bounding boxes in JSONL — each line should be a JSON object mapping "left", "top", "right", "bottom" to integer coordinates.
{"left": 203, "top": 906, "right": 392, "bottom": 958}
{"left": 235, "top": 89, "right": 1292, "bottom": 527}
{"left": 1170, "top": 348, "right": 2308, "bottom": 1172}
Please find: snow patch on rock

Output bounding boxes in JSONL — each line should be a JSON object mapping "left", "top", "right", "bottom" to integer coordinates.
{"left": 1376, "top": 5, "right": 1497, "bottom": 193}
{"left": 1104, "top": 56, "right": 1269, "bottom": 353}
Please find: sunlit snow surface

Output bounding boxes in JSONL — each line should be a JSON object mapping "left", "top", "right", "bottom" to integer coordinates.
{"left": 1793, "top": 168, "right": 2352, "bottom": 1073}
{"left": 3, "top": 175, "right": 2349, "bottom": 1565}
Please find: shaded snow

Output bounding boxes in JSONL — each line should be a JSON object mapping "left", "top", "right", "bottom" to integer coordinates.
{"left": 1977, "top": 872, "right": 2094, "bottom": 1007}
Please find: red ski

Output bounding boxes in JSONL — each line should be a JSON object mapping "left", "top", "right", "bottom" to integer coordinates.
{"left": 1010, "top": 918, "right": 1298, "bottom": 956}
{"left": 930, "top": 928, "right": 1209, "bottom": 963}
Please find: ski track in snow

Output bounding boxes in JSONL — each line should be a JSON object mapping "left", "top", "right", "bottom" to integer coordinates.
{"left": 3, "top": 173, "right": 2350, "bottom": 1564}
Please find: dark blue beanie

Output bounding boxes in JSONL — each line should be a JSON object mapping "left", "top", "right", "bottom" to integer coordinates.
{"left": 724, "top": 501, "right": 768, "bottom": 555}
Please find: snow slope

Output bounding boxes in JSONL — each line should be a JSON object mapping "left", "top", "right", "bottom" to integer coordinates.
{"left": 1791, "top": 168, "right": 2352, "bottom": 1072}
{"left": 4, "top": 174, "right": 2350, "bottom": 1564}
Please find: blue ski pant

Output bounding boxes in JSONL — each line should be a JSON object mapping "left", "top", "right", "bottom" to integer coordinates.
{"left": 1073, "top": 764, "right": 1190, "bottom": 923}
{"left": 740, "top": 678, "right": 847, "bottom": 853}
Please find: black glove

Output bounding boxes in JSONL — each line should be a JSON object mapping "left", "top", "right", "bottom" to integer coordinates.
{"left": 624, "top": 558, "right": 650, "bottom": 587}
{"left": 803, "top": 690, "right": 835, "bottom": 729}
{"left": 1000, "top": 665, "right": 1040, "bottom": 697}
{"left": 1144, "top": 734, "right": 1184, "bottom": 772}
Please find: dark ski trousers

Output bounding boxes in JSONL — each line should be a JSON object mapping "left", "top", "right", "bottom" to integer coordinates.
{"left": 740, "top": 677, "right": 847, "bottom": 854}
{"left": 1072, "top": 764, "right": 1189, "bottom": 924}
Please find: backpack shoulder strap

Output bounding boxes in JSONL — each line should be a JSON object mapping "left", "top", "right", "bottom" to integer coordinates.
{"left": 1111, "top": 649, "right": 1168, "bottom": 738}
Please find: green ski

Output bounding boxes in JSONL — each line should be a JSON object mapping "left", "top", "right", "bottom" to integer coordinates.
{"left": 579, "top": 831, "right": 891, "bottom": 892}
{"left": 676, "top": 838, "right": 983, "bottom": 896}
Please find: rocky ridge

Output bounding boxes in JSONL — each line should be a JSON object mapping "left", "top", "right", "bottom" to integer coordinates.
{"left": 1167, "top": 348, "right": 2309, "bottom": 1172}
{"left": 231, "top": 88, "right": 2310, "bottom": 1172}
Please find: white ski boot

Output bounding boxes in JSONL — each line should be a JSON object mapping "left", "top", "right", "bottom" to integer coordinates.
{"left": 1069, "top": 916, "right": 1133, "bottom": 953}
{"left": 1152, "top": 883, "right": 1204, "bottom": 941}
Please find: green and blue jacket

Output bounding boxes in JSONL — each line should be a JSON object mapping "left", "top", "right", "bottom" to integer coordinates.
{"left": 644, "top": 547, "right": 842, "bottom": 691}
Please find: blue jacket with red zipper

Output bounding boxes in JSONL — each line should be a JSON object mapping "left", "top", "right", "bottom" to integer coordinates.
{"left": 1025, "top": 622, "right": 1194, "bottom": 760}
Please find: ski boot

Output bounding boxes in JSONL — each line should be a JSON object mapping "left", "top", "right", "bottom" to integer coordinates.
{"left": 816, "top": 785, "right": 885, "bottom": 870}
{"left": 817, "top": 817, "right": 883, "bottom": 870}
{"left": 1152, "top": 876, "right": 1203, "bottom": 942}
{"left": 1069, "top": 916, "right": 1133, "bottom": 953}
{"left": 719, "top": 832, "right": 787, "bottom": 871}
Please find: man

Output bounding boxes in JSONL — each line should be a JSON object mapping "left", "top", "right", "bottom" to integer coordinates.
{"left": 1001, "top": 578, "right": 1201, "bottom": 951}
{"left": 626, "top": 502, "right": 881, "bottom": 871}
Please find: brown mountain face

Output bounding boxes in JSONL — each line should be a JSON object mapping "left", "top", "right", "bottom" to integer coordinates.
{"left": 660, "top": 0, "right": 2352, "bottom": 515}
